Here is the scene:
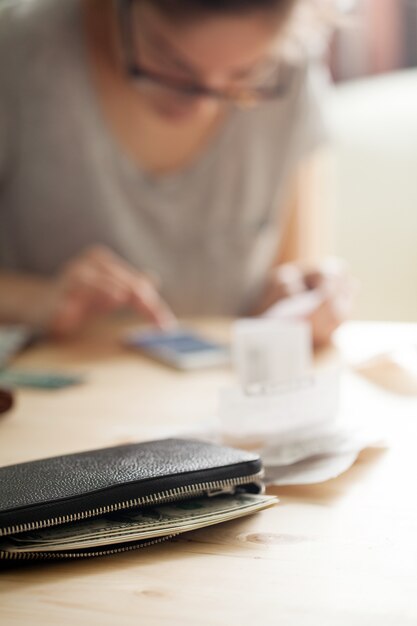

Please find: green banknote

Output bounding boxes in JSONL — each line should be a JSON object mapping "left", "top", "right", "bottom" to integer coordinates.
{"left": 0, "top": 369, "right": 85, "bottom": 390}
{"left": 0, "top": 494, "right": 277, "bottom": 553}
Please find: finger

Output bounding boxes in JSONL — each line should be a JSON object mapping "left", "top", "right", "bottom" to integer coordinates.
{"left": 100, "top": 269, "right": 177, "bottom": 328}
{"left": 307, "top": 299, "right": 343, "bottom": 348}
{"left": 304, "top": 257, "right": 351, "bottom": 292}
{"left": 89, "top": 248, "right": 162, "bottom": 292}
{"left": 51, "top": 280, "right": 131, "bottom": 335}
{"left": 75, "top": 276, "right": 131, "bottom": 313}
{"left": 63, "top": 261, "right": 131, "bottom": 309}
{"left": 51, "top": 270, "right": 126, "bottom": 334}
{"left": 303, "top": 270, "right": 323, "bottom": 291}
{"left": 49, "top": 295, "right": 91, "bottom": 336}
{"left": 74, "top": 248, "right": 177, "bottom": 327}
{"left": 130, "top": 281, "right": 177, "bottom": 329}
{"left": 258, "top": 264, "right": 306, "bottom": 312}
{"left": 82, "top": 246, "right": 148, "bottom": 282}
{"left": 273, "top": 264, "right": 306, "bottom": 298}
{"left": 64, "top": 249, "right": 133, "bottom": 298}
{"left": 88, "top": 254, "right": 177, "bottom": 327}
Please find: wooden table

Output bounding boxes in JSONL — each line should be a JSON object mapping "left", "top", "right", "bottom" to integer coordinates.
{"left": 1, "top": 320, "right": 417, "bottom": 626}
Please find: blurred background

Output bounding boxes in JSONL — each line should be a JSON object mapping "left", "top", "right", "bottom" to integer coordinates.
{"left": 327, "top": 0, "right": 417, "bottom": 322}
{"left": 330, "top": 0, "right": 417, "bottom": 81}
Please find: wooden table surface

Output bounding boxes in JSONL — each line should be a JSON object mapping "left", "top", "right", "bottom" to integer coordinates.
{"left": 1, "top": 319, "right": 416, "bottom": 626}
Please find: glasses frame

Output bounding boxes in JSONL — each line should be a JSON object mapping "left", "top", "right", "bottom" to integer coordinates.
{"left": 116, "top": 0, "right": 293, "bottom": 107}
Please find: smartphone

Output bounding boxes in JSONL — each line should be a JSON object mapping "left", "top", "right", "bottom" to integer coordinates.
{"left": 0, "top": 325, "right": 39, "bottom": 369}
{"left": 124, "top": 328, "right": 230, "bottom": 371}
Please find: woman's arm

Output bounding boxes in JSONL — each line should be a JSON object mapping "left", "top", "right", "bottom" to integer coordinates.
{"left": 276, "top": 148, "right": 335, "bottom": 267}
{"left": 254, "top": 149, "right": 353, "bottom": 347}
{"left": 0, "top": 272, "right": 52, "bottom": 326}
{"left": 0, "top": 247, "right": 176, "bottom": 335}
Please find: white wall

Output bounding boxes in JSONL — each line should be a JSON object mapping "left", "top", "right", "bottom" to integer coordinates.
{"left": 328, "top": 69, "right": 417, "bottom": 321}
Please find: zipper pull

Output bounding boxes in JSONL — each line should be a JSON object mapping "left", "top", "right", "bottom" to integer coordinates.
{"left": 206, "top": 486, "right": 236, "bottom": 498}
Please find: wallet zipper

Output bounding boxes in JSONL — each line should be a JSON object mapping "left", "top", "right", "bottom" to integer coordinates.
{"left": 0, "top": 534, "right": 177, "bottom": 561}
{"left": 0, "top": 471, "right": 264, "bottom": 560}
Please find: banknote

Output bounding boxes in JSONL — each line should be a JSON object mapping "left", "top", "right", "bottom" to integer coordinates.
{"left": 0, "top": 494, "right": 277, "bottom": 554}
{"left": 0, "top": 369, "right": 85, "bottom": 390}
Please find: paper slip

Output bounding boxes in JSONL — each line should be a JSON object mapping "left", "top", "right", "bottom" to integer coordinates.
{"left": 264, "top": 451, "right": 360, "bottom": 486}
{"left": 260, "top": 423, "right": 383, "bottom": 467}
{"left": 217, "top": 368, "right": 341, "bottom": 443}
{"left": 261, "top": 422, "right": 385, "bottom": 485}
{"left": 143, "top": 415, "right": 383, "bottom": 487}
{"left": 261, "top": 290, "right": 324, "bottom": 321}
{"left": 233, "top": 318, "right": 312, "bottom": 388}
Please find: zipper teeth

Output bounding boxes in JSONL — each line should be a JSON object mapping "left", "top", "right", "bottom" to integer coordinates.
{"left": 0, "top": 472, "right": 263, "bottom": 538}
{"left": 0, "top": 534, "right": 177, "bottom": 561}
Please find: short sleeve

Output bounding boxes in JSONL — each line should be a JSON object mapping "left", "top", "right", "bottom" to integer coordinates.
{"left": 0, "top": 99, "right": 8, "bottom": 185}
{"left": 291, "top": 60, "right": 330, "bottom": 162}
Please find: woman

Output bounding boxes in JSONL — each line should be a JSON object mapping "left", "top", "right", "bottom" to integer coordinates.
{"left": 0, "top": 0, "right": 350, "bottom": 344}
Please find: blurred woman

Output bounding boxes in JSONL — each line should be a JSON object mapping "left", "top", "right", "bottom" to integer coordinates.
{"left": 0, "top": 0, "right": 350, "bottom": 344}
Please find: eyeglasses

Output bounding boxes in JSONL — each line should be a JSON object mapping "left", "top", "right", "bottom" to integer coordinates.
{"left": 116, "top": 0, "right": 293, "bottom": 108}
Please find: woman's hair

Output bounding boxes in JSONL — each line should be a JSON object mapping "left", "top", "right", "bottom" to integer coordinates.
{"left": 143, "top": 0, "right": 337, "bottom": 59}
{"left": 147, "top": 0, "right": 295, "bottom": 20}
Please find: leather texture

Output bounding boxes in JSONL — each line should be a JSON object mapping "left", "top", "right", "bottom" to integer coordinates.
{"left": 0, "top": 439, "right": 261, "bottom": 529}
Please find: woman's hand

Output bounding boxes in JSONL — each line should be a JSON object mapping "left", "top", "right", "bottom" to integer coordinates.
{"left": 38, "top": 246, "right": 176, "bottom": 336}
{"left": 254, "top": 258, "right": 355, "bottom": 348}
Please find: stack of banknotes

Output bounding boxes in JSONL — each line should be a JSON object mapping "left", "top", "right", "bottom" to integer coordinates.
{"left": 0, "top": 493, "right": 276, "bottom": 555}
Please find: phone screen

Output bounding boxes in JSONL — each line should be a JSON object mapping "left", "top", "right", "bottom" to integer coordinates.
{"left": 125, "top": 329, "right": 229, "bottom": 370}
{"left": 132, "top": 331, "right": 221, "bottom": 354}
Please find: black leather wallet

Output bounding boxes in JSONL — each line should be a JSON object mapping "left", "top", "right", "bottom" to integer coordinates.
{"left": 0, "top": 438, "right": 274, "bottom": 561}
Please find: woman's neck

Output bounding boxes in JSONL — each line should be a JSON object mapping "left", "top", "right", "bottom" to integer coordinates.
{"left": 81, "top": 0, "right": 229, "bottom": 176}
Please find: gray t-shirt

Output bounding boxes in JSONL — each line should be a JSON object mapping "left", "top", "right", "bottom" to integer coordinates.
{"left": 0, "top": 0, "right": 327, "bottom": 315}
